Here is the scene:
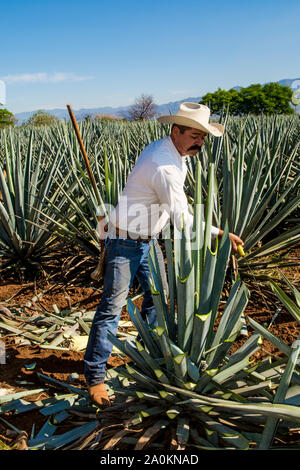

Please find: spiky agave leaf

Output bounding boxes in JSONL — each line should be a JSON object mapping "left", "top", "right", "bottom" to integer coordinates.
{"left": 269, "top": 277, "right": 300, "bottom": 324}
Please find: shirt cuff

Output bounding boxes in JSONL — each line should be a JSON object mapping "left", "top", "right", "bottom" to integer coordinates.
{"left": 211, "top": 225, "right": 220, "bottom": 238}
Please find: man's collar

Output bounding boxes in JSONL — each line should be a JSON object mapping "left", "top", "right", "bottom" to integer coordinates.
{"left": 167, "top": 136, "right": 187, "bottom": 164}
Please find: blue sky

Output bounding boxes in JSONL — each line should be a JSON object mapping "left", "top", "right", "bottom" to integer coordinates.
{"left": 1, "top": 0, "right": 299, "bottom": 113}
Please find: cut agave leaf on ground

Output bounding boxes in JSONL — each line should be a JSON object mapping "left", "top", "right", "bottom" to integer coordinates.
{"left": 0, "top": 388, "right": 47, "bottom": 405}
{"left": 28, "top": 420, "right": 99, "bottom": 450}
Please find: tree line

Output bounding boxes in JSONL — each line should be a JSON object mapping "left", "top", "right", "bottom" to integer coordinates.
{"left": 199, "top": 82, "right": 297, "bottom": 116}
{"left": 0, "top": 82, "right": 298, "bottom": 128}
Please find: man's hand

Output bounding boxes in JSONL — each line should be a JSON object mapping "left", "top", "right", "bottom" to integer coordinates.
{"left": 218, "top": 229, "right": 244, "bottom": 253}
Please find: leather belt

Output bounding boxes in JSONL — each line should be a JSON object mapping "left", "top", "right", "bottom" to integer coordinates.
{"left": 115, "top": 227, "right": 152, "bottom": 243}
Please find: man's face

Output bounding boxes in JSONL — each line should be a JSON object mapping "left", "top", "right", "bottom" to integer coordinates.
{"left": 172, "top": 127, "right": 208, "bottom": 156}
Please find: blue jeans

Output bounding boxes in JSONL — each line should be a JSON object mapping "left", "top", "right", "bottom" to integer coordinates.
{"left": 84, "top": 237, "right": 157, "bottom": 386}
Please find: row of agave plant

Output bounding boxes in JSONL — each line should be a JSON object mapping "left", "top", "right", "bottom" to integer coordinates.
{"left": 0, "top": 115, "right": 298, "bottom": 273}
{"left": 0, "top": 119, "right": 163, "bottom": 270}
{"left": 185, "top": 114, "right": 300, "bottom": 266}
{"left": 0, "top": 115, "right": 299, "bottom": 449}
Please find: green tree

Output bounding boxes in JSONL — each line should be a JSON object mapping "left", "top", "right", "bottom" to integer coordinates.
{"left": 263, "top": 82, "right": 295, "bottom": 114}
{"left": 200, "top": 82, "right": 294, "bottom": 115}
{"left": 0, "top": 106, "right": 18, "bottom": 128}
{"left": 239, "top": 83, "right": 294, "bottom": 115}
{"left": 25, "top": 110, "right": 58, "bottom": 127}
{"left": 199, "top": 88, "right": 241, "bottom": 115}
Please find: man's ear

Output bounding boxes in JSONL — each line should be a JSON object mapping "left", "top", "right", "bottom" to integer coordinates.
{"left": 171, "top": 125, "right": 179, "bottom": 138}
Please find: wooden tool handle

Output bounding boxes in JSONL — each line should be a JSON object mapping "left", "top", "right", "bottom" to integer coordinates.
{"left": 66, "top": 104, "right": 101, "bottom": 205}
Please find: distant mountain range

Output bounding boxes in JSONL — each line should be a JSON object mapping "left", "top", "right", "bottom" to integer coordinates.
{"left": 14, "top": 96, "right": 203, "bottom": 124}
{"left": 14, "top": 78, "right": 300, "bottom": 124}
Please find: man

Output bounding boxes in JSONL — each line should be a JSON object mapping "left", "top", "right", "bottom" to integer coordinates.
{"left": 84, "top": 103, "right": 244, "bottom": 407}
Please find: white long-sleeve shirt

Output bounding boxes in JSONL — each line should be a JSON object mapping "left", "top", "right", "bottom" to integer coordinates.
{"left": 106, "top": 136, "right": 220, "bottom": 239}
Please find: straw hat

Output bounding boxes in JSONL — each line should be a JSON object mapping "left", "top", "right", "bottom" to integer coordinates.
{"left": 157, "top": 102, "right": 224, "bottom": 137}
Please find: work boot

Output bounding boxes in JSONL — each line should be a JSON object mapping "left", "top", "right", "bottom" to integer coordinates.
{"left": 88, "top": 382, "right": 111, "bottom": 407}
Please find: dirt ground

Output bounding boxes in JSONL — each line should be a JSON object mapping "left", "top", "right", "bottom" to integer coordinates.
{"left": 0, "top": 247, "right": 299, "bottom": 447}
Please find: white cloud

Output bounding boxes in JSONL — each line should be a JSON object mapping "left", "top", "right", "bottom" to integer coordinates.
{"left": 0, "top": 72, "right": 95, "bottom": 84}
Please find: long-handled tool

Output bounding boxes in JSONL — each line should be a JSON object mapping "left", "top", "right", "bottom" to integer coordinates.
{"left": 66, "top": 104, "right": 106, "bottom": 281}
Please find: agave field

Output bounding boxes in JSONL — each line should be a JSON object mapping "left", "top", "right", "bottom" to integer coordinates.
{"left": 0, "top": 114, "right": 299, "bottom": 450}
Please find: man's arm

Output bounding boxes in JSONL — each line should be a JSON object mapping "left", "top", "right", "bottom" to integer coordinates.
{"left": 218, "top": 229, "right": 244, "bottom": 253}
{"left": 152, "top": 167, "right": 244, "bottom": 252}
{"left": 152, "top": 166, "right": 219, "bottom": 238}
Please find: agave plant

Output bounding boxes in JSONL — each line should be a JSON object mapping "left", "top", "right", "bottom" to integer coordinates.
{"left": 254, "top": 274, "right": 300, "bottom": 449}
{"left": 0, "top": 127, "right": 71, "bottom": 272}
{"left": 101, "top": 162, "right": 300, "bottom": 450}
{"left": 269, "top": 272, "right": 300, "bottom": 324}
